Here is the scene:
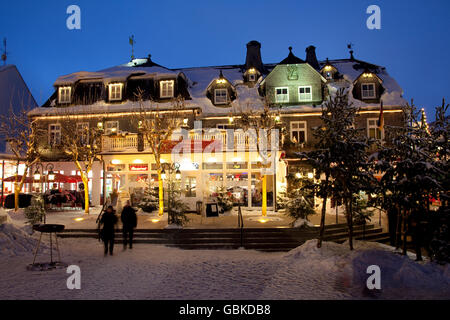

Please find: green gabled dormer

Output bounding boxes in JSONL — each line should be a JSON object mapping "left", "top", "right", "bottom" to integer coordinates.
{"left": 260, "top": 46, "right": 326, "bottom": 106}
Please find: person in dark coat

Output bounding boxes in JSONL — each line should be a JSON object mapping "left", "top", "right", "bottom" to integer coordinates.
{"left": 410, "top": 209, "right": 424, "bottom": 261}
{"left": 121, "top": 200, "right": 137, "bottom": 249}
{"left": 99, "top": 206, "right": 118, "bottom": 256}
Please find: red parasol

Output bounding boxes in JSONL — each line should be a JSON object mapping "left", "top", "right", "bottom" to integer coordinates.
{"left": 51, "top": 173, "right": 82, "bottom": 183}
{"left": 2, "top": 175, "right": 34, "bottom": 183}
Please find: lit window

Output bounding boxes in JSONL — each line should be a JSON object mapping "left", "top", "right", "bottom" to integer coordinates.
{"left": 298, "top": 86, "right": 312, "bottom": 101}
{"left": 109, "top": 83, "right": 123, "bottom": 101}
{"left": 290, "top": 121, "right": 307, "bottom": 144}
{"left": 361, "top": 83, "right": 376, "bottom": 99}
{"left": 105, "top": 121, "right": 119, "bottom": 135}
{"left": 367, "top": 118, "right": 383, "bottom": 140}
{"left": 49, "top": 124, "right": 61, "bottom": 146}
{"left": 76, "top": 122, "right": 89, "bottom": 145}
{"left": 275, "top": 87, "right": 289, "bottom": 103}
{"left": 325, "top": 71, "right": 333, "bottom": 80}
{"left": 160, "top": 80, "right": 174, "bottom": 98}
{"left": 58, "top": 87, "right": 71, "bottom": 104}
{"left": 184, "top": 177, "right": 196, "bottom": 197}
{"left": 214, "top": 89, "right": 228, "bottom": 104}
{"left": 216, "top": 124, "right": 234, "bottom": 130}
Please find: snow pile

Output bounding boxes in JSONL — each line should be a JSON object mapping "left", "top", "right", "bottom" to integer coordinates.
{"left": 292, "top": 218, "right": 315, "bottom": 228}
{"left": 281, "top": 240, "right": 450, "bottom": 299}
{"left": 0, "top": 221, "right": 46, "bottom": 257}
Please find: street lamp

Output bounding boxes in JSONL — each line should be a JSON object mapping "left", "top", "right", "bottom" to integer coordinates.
{"left": 160, "top": 162, "right": 181, "bottom": 223}
{"left": 33, "top": 163, "right": 54, "bottom": 223}
{"left": 33, "top": 169, "right": 41, "bottom": 181}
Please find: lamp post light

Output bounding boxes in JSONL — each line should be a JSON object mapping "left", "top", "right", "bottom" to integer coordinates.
{"left": 160, "top": 162, "right": 181, "bottom": 224}
{"left": 33, "top": 163, "right": 55, "bottom": 223}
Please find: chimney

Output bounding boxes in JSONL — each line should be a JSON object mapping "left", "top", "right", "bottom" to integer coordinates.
{"left": 305, "top": 45, "right": 320, "bottom": 70}
{"left": 245, "top": 40, "right": 264, "bottom": 73}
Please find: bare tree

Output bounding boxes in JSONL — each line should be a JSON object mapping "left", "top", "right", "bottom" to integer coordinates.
{"left": 0, "top": 108, "right": 42, "bottom": 211}
{"left": 59, "top": 115, "right": 103, "bottom": 214}
{"left": 133, "top": 91, "right": 185, "bottom": 216}
{"left": 236, "top": 102, "right": 280, "bottom": 216}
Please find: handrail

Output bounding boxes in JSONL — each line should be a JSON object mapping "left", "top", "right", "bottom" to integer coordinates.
{"left": 237, "top": 204, "right": 244, "bottom": 247}
{"left": 95, "top": 202, "right": 108, "bottom": 224}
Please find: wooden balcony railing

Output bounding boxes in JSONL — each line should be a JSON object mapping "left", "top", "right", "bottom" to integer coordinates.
{"left": 101, "top": 130, "right": 279, "bottom": 153}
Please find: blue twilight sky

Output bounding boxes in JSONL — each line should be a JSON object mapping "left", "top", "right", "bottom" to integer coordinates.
{"left": 1, "top": 0, "right": 449, "bottom": 118}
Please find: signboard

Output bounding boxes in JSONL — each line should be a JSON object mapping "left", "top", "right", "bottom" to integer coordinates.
{"left": 129, "top": 164, "right": 148, "bottom": 171}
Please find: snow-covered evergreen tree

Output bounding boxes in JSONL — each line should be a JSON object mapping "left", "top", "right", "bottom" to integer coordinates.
{"left": 301, "top": 88, "right": 375, "bottom": 249}
{"left": 24, "top": 195, "right": 46, "bottom": 226}
{"left": 138, "top": 185, "right": 159, "bottom": 213}
{"left": 166, "top": 180, "right": 189, "bottom": 226}
{"left": 278, "top": 175, "right": 316, "bottom": 227}
{"left": 374, "top": 100, "right": 444, "bottom": 255}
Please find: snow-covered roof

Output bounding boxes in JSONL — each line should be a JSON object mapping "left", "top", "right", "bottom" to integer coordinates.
{"left": 54, "top": 65, "right": 180, "bottom": 86}
{"left": 30, "top": 56, "right": 406, "bottom": 118}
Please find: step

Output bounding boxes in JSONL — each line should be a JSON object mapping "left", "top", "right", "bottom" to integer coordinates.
{"left": 57, "top": 224, "right": 387, "bottom": 252}
{"left": 322, "top": 227, "right": 383, "bottom": 241}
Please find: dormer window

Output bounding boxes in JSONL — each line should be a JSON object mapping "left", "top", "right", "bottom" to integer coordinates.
{"left": 160, "top": 80, "right": 174, "bottom": 98}
{"left": 361, "top": 83, "right": 376, "bottom": 99}
{"left": 109, "top": 83, "right": 123, "bottom": 101}
{"left": 298, "top": 86, "right": 312, "bottom": 101}
{"left": 58, "top": 87, "right": 71, "bottom": 104}
{"left": 214, "top": 89, "right": 228, "bottom": 104}
{"left": 275, "top": 87, "right": 289, "bottom": 103}
{"left": 321, "top": 60, "right": 336, "bottom": 81}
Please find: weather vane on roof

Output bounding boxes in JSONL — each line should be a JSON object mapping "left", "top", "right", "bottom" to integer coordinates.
{"left": 129, "top": 35, "right": 136, "bottom": 61}
{"left": 1, "top": 38, "right": 7, "bottom": 66}
{"left": 347, "top": 43, "right": 355, "bottom": 60}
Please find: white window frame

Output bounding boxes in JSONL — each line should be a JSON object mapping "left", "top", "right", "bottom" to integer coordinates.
{"left": 275, "top": 87, "right": 289, "bottom": 103}
{"left": 290, "top": 121, "right": 307, "bottom": 144}
{"left": 361, "top": 83, "right": 376, "bottom": 99}
{"left": 105, "top": 121, "right": 119, "bottom": 135}
{"left": 248, "top": 73, "right": 256, "bottom": 82}
{"left": 49, "top": 123, "right": 61, "bottom": 146}
{"left": 298, "top": 86, "right": 312, "bottom": 102}
{"left": 76, "top": 122, "right": 89, "bottom": 145}
{"left": 214, "top": 88, "right": 228, "bottom": 105}
{"left": 108, "top": 83, "right": 123, "bottom": 101}
{"left": 58, "top": 87, "right": 71, "bottom": 104}
{"left": 160, "top": 80, "right": 174, "bottom": 98}
{"left": 367, "top": 118, "right": 383, "bottom": 140}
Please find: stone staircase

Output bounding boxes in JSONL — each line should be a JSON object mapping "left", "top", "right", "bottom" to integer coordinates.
{"left": 57, "top": 223, "right": 390, "bottom": 252}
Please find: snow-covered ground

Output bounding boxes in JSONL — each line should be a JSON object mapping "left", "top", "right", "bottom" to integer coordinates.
{"left": 0, "top": 212, "right": 449, "bottom": 300}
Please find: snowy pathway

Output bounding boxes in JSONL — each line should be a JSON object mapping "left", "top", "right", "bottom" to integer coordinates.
{"left": 1, "top": 234, "right": 450, "bottom": 300}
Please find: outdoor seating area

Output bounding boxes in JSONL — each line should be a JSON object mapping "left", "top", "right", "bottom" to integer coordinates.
{"left": 44, "top": 189, "right": 85, "bottom": 210}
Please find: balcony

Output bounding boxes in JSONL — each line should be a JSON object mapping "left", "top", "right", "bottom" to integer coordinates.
{"left": 101, "top": 130, "right": 279, "bottom": 153}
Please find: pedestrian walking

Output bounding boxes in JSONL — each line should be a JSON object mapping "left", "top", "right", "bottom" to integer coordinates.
{"left": 121, "top": 200, "right": 137, "bottom": 249}
{"left": 99, "top": 205, "right": 118, "bottom": 256}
